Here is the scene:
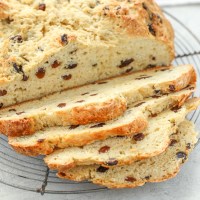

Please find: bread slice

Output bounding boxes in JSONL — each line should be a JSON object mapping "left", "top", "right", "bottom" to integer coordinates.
{"left": 58, "top": 120, "right": 198, "bottom": 188}
{"left": 0, "top": 0, "right": 174, "bottom": 108}
{"left": 0, "top": 65, "right": 196, "bottom": 137}
{"left": 9, "top": 92, "right": 197, "bottom": 157}
{"left": 44, "top": 97, "right": 199, "bottom": 170}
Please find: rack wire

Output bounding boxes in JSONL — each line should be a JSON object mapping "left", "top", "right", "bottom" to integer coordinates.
{"left": 0, "top": 11, "right": 200, "bottom": 195}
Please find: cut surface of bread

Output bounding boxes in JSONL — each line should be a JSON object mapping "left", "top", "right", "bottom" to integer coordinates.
{"left": 9, "top": 90, "right": 196, "bottom": 156}
{"left": 0, "top": 65, "right": 196, "bottom": 137}
{"left": 58, "top": 120, "right": 198, "bottom": 188}
{"left": 44, "top": 97, "right": 198, "bottom": 170}
{"left": 0, "top": 0, "right": 174, "bottom": 108}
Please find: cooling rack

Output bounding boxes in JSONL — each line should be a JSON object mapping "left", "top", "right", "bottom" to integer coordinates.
{"left": 0, "top": 11, "right": 200, "bottom": 195}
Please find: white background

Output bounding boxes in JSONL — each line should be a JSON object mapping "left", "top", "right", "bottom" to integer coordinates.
{"left": 1, "top": 4, "right": 200, "bottom": 200}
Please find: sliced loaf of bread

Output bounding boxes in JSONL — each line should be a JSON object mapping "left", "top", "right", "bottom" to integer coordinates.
{"left": 0, "top": 0, "right": 174, "bottom": 108}
{"left": 9, "top": 91, "right": 196, "bottom": 156}
{"left": 58, "top": 120, "right": 198, "bottom": 188}
{"left": 0, "top": 65, "right": 196, "bottom": 137}
{"left": 45, "top": 98, "right": 199, "bottom": 170}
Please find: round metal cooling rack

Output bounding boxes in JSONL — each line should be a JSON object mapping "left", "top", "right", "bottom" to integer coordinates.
{"left": 0, "top": 11, "right": 200, "bottom": 195}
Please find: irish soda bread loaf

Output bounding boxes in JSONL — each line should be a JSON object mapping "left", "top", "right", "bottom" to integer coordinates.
{"left": 45, "top": 100, "right": 195, "bottom": 170}
{"left": 58, "top": 120, "right": 198, "bottom": 188}
{"left": 0, "top": 0, "right": 174, "bottom": 108}
{"left": 0, "top": 65, "right": 196, "bottom": 136}
{"left": 9, "top": 93, "right": 197, "bottom": 156}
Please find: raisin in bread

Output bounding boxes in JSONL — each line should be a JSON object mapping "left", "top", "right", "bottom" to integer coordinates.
{"left": 0, "top": 0, "right": 174, "bottom": 108}
{"left": 58, "top": 120, "right": 198, "bottom": 188}
{"left": 9, "top": 92, "right": 197, "bottom": 156}
{"left": 0, "top": 65, "right": 196, "bottom": 137}
{"left": 45, "top": 98, "right": 198, "bottom": 170}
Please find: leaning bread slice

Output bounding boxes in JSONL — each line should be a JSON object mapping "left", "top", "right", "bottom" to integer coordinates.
{"left": 58, "top": 120, "right": 198, "bottom": 189}
{"left": 0, "top": 65, "right": 196, "bottom": 137}
{"left": 45, "top": 97, "right": 199, "bottom": 170}
{"left": 9, "top": 90, "right": 196, "bottom": 156}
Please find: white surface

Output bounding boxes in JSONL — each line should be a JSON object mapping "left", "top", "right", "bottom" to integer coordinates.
{"left": 0, "top": 5, "right": 200, "bottom": 200}
{"left": 156, "top": 0, "right": 200, "bottom": 6}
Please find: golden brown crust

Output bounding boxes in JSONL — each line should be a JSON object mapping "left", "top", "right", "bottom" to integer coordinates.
{"left": 9, "top": 117, "right": 148, "bottom": 156}
{"left": 0, "top": 96, "right": 127, "bottom": 136}
{"left": 0, "top": 2, "right": 9, "bottom": 20}
{"left": 56, "top": 97, "right": 127, "bottom": 125}
{"left": 0, "top": 65, "right": 196, "bottom": 137}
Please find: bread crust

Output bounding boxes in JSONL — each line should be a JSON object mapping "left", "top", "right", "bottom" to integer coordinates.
{"left": 0, "top": 0, "right": 175, "bottom": 108}
{"left": 57, "top": 120, "right": 196, "bottom": 188}
{"left": 44, "top": 91, "right": 193, "bottom": 171}
{"left": 9, "top": 117, "right": 147, "bottom": 156}
{"left": 0, "top": 65, "right": 197, "bottom": 137}
{"left": 0, "top": 96, "right": 127, "bottom": 136}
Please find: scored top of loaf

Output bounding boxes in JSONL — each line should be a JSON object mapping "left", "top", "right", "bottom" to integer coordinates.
{"left": 0, "top": 0, "right": 174, "bottom": 79}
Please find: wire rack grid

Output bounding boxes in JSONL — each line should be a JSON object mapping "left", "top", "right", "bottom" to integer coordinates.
{"left": 0, "top": 11, "right": 200, "bottom": 195}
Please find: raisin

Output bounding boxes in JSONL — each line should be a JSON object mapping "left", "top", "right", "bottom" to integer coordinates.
{"left": 35, "top": 68, "right": 45, "bottom": 79}
{"left": 135, "top": 76, "right": 151, "bottom": 80}
{"left": 9, "top": 109, "right": 16, "bottom": 112}
{"left": 125, "top": 177, "right": 136, "bottom": 182}
{"left": 188, "top": 86, "right": 195, "bottom": 90}
{"left": 22, "top": 74, "right": 29, "bottom": 81}
{"left": 96, "top": 166, "right": 109, "bottom": 173}
{"left": 176, "top": 152, "right": 187, "bottom": 159}
{"left": 150, "top": 113, "right": 157, "bottom": 117}
{"left": 70, "top": 49, "right": 77, "bottom": 54}
{"left": 37, "top": 139, "right": 45, "bottom": 143}
{"left": 66, "top": 63, "right": 78, "bottom": 69}
{"left": 148, "top": 24, "right": 156, "bottom": 36}
{"left": 51, "top": 60, "right": 61, "bottom": 68}
{"left": 145, "top": 176, "right": 151, "bottom": 180}
{"left": 59, "top": 172, "right": 66, "bottom": 177}
{"left": 81, "top": 92, "right": 89, "bottom": 96}
{"left": 186, "top": 143, "right": 191, "bottom": 150}
{"left": 169, "top": 139, "right": 177, "bottom": 146}
{"left": 13, "top": 63, "right": 28, "bottom": 81}
{"left": 133, "top": 133, "right": 145, "bottom": 141}
{"left": 169, "top": 85, "right": 176, "bottom": 92}
{"left": 5, "top": 18, "right": 14, "bottom": 24}
{"left": 155, "top": 90, "right": 161, "bottom": 94}
{"left": 142, "top": 2, "right": 148, "bottom": 10}
{"left": 126, "top": 67, "right": 133, "bottom": 73}
{"left": 146, "top": 64, "right": 156, "bottom": 69}
{"left": 62, "top": 74, "right": 72, "bottom": 80}
{"left": 160, "top": 68, "right": 168, "bottom": 72}
{"left": 90, "top": 123, "right": 106, "bottom": 128}
{"left": 13, "top": 63, "right": 23, "bottom": 73}
{"left": 171, "top": 106, "right": 181, "bottom": 113}
{"left": 99, "top": 146, "right": 110, "bottom": 153}
{"left": 69, "top": 125, "right": 79, "bottom": 130}
{"left": 0, "top": 103, "right": 3, "bottom": 108}
{"left": 76, "top": 100, "right": 85, "bottom": 103}
{"left": 61, "top": 34, "right": 68, "bottom": 45}
{"left": 57, "top": 103, "right": 66, "bottom": 108}
{"left": 98, "top": 81, "right": 107, "bottom": 84}
{"left": 0, "top": 90, "right": 7, "bottom": 96}
{"left": 16, "top": 112, "right": 25, "bottom": 115}
{"left": 134, "top": 102, "right": 145, "bottom": 107}
{"left": 92, "top": 64, "right": 97, "bottom": 67}
{"left": 10, "top": 35, "right": 23, "bottom": 43}
{"left": 152, "top": 56, "right": 156, "bottom": 61}
{"left": 118, "top": 59, "right": 134, "bottom": 68}
{"left": 38, "top": 3, "right": 46, "bottom": 11}
{"left": 106, "top": 158, "right": 118, "bottom": 166}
